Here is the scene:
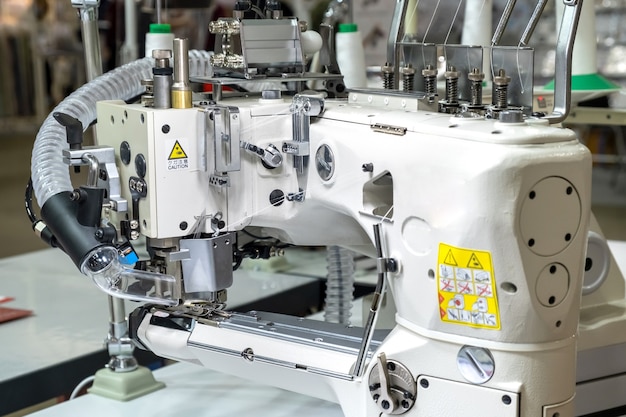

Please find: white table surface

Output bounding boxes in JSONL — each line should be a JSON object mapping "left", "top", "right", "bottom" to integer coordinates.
{"left": 27, "top": 361, "right": 344, "bottom": 417}
{"left": 0, "top": 248, "right": 318, "bottom": 383}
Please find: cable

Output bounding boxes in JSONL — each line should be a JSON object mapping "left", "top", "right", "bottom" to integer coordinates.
{"left": 70, "top": 375, "right": 96, "bottom": 400}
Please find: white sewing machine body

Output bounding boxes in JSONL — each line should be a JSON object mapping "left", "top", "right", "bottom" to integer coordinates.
{"left": 29, "top": 1, "right": 626, "bottom": 416}
{"left": 96, "top": 91, "right": 592, "bottom": 416}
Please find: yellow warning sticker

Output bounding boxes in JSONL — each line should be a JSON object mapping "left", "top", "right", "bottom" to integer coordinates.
{"left": 167, "top": 139, "right": 190, "bottom": 171}
{"left": 168, "top": 140, "right": 188, "bottom": 160}
{"left": 437, "top": 243, "right": 500, "bottom": 330}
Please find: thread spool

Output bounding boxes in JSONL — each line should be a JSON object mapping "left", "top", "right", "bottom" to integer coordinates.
{"left": 335, "top": 23, "right": 367, "bottom": 89}
{"left": 145, "top": 23, "right": 175, "bottom": 58}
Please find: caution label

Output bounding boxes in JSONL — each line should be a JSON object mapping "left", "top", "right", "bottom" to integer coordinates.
{"left": 437, "top": 243, "right": 500, "bottom": 330}
{"left": 167, "top": 140, "right": 189, "bottom": 171}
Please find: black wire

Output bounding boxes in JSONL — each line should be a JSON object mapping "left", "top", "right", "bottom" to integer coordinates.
{"left": 25, "top": 177, "right": 37, "bottom": 224}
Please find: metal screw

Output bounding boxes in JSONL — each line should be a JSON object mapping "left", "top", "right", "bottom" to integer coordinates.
{"left": 420, "top": 378, "right": 429, "bottom": 388}
{"left": 502, "top": 395, "right": 512, "bottom": 405}
{"left": 242, "top": 347, "right": 254, "bottom": 361}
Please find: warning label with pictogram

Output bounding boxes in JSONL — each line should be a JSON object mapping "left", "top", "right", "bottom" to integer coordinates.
{"left": 168, "top": 140, "right": 188, "bottom": 159}
{"left": 437, "top": 243, "right": 500, "bottom": 330}
{"left": 166, "top": 139, "right": 190, "bottom": 171}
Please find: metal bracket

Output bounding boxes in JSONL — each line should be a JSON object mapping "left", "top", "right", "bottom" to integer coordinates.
{"left": 211, "top": 106, "right": 241, "bottom": 173}
{"left": 282, "top": 140, "right": 309, "bottom": 156}
{"left": 545, "top": 0, "right": 583, "bottom": 124}
{"left": 63, "top": 146, "right": 128, "bottom": 212}
{"left": 209, "top": 174, "right": 231, "bottom": 188}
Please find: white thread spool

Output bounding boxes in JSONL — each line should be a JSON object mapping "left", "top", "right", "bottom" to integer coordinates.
{"left": 145, "top": 23, "right": 175, "bottom": 58}
{"left": 335, "top": 23, "right": 367, "bottom": 89}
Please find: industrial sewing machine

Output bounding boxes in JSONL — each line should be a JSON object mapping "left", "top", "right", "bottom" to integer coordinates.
{"left": 27, "top": 0, "right": 626, "bottom": 416}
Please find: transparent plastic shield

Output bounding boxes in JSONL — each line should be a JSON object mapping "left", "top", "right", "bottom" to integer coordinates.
{"left": 81, "top": 246, "right": 179, "bottom": 306}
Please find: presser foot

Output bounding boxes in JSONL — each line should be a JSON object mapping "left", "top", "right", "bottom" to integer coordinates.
{"left": 88, "top": 366, "right": 165, "bottom": 401}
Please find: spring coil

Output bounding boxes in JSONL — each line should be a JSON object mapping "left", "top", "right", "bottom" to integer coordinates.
{"left": 444, "top": 67, "right": 459, "bottom": 104}
{"left": 494, "top": 84, "right": 508, "bottom": 109}
{"left": 382, "top": 62, "right": 395, "bottom": 90}
{"left": 324, "top": 246, "right": 355, "bottom": 325}
{"left": 422, "top": 64, "right": 437, "bottom": 100}
{"left": 470, "top": 82, "right": 482, "bottom": 105}
{"left": 468, "top": 68, "right": 484, "bottom": 106}
{"left": 493, "top": 69, "right": 511, "bottom": 109}
{"left": 401, "top": 64, "right": 415, "bottom": 92}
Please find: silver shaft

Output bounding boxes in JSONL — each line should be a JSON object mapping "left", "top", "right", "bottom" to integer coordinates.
{"left": 520, "top": 0, "right": 548, "bottom": 46}
{"left": 491, "top": 0, "right": 517, "bottom": 46}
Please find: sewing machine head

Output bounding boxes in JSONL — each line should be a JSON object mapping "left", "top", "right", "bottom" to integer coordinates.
{"left": 31, "top": 1, "right": 621, "bottom": 416}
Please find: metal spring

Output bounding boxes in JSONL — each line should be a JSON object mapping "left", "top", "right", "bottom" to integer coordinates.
{"left": 445, "top": 74, "right": 459, "bottom": 104}
{"left": 422, "top": 64, "right": 437, "bottom": 100}
{"left": 382, "top": 63, "right": 394, "bottom": 90}
{"left": 470, "top": 82, "right": 482, "bottom": 105}
{"left": 493, "top": 69, "right": 511, "bottom": 109}
{"left": 468, "top": 67, "right": 484, "bottom": 106}
{"left": 495, "top": 85, "right": 508, "bottom": 109}
{"left": 401, "top": 65, "right": 415, "bottom": 92}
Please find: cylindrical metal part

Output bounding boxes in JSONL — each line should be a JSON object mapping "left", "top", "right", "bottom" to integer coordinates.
{"left": 78, "top": 6, "right": 103, "bottom": 82}
{"left": 422, "top": 64, "right": 437, "bottom": 101}
{"left": 153, "top": 75, "right": 172, "bottom": 108}
{"left": 153, "top": 49, "right": 173, "bottom": 109}
{"left": 492, "top": 0, "right": 517, "bottom": 46}
{"left": 493, "top": 68, "right": 511, "bottom": 109}
{"left": 172, "top": 38, "right": 192, "bottom": 109}
{"left": 400, "top": 64, "right": 416, "bottom": 92}
{"left": 468, "top": 67, "right": 485, "bottom": 106}
{"left": 445, "top": 66, "right": 460, "bottom": 104}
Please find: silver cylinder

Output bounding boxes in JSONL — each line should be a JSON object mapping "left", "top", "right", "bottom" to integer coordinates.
{"left": 78, "top": 6, "right": 103, "bottom": 82}
{"left": 172, "top": 38, "right": 192, "bottom": 108}
{"left": 152, "top": 50, "right": 173, "bottom": 109}
{"left": 153, "top": 75, "right": 172, "bottom": 108}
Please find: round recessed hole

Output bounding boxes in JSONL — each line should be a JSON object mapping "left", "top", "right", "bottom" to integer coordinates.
{"left": 428, "top": 269, "right": 435, "bottom": 279}
{"left": 585, "top": 257, "right": 593, "bottom": 272}
{"left": 492, "top": 130, "right": 502, "bottom": 134}
{"left": 550, "top": 265, "right": 557, "bottom": 274}
{"left": 565, "top": 233, "right": 572, "bottom": 241}
{"left": 556, "top": 320, "right": 562, "bottom": 327}
{"left": 500, "top": 282, "right": 518, "bottom": 294}
{"left": 549, "top": 296, "right": 556, "bottom": 305}
{"left": 528, "top": 238, "right": 535, "bottom": 247}
{"left": 529, "top": 190, "right": 536, "bottom": 199}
